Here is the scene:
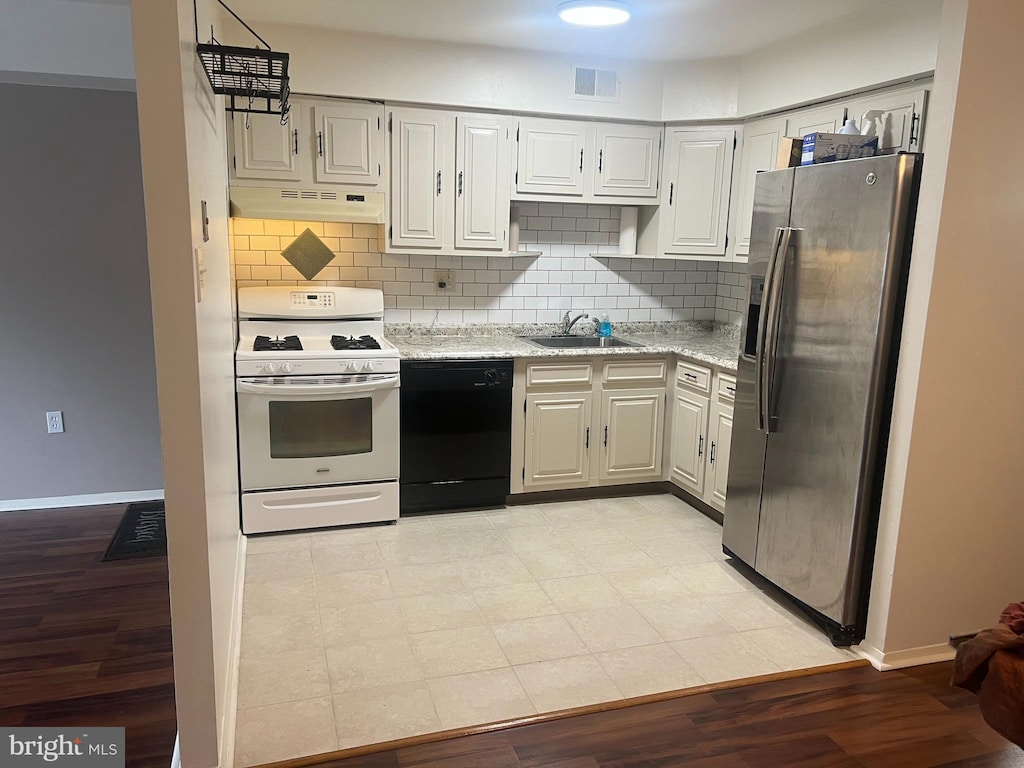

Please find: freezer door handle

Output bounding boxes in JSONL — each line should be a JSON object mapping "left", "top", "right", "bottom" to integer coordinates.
{"left": 762, "top": 227, "right": 797, "bottom": 434}
{"left": 756, "top": 227, "right": 786, "bottom": 432}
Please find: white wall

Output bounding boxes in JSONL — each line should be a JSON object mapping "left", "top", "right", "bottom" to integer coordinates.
{"left": 0, "top": 0, "right": 135, "bottom": 88}
{"left": 227, "top": 24, "right": 666, "bottom": 121}
{"left": 736, "top": 0, "right": 943, "bottom": 116}
{"left": 662, "top": 58, "right": 740, "bottom": 121}
{"left": 863, "top": 0, "right": 1024, "bottom": 667}
{"left": 131, "top": 1, "right": 244, "bottom": 766}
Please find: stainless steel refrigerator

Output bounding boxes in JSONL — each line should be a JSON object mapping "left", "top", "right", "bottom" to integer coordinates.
{"left": 722, "top": 153, "right": 922, "bottom": 646}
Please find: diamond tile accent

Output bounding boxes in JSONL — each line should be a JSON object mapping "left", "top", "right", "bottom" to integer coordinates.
{"left": 281, "top": 228, "right": 334, "bottom": 280}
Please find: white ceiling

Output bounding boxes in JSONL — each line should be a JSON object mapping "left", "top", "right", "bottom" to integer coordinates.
{"left": 229, "top": 0, "right": 894, "bottom": 62}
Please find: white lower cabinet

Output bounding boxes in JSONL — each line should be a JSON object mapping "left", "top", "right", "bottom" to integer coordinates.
{"left": 669, "top": 365, "right": 735, "bottom": 512}
{"left": 519, "top": 359, "right": 666, "bottom": 492}
{"left": 524, "top": 392, "right": 592, "bottom": 488}
{"left": 599, "top": 388, "right": 665, "bottom": 482}
{"left": 670, "top": 389, "right": 709, "bottom": 495}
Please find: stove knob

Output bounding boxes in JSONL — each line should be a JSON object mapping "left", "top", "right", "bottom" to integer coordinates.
{"left": 280, "top": 362, "right": 294, "bottom": 374}
{"left": 264, "top": 362, "right": 277, "bottom": 374}
{"left": 346, "top": 362, "right": 359, "bottom": 373}
{"left": 363, "top": 361, "right": 376, "bottom": 373}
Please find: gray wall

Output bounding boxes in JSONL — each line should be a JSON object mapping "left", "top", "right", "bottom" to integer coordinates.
{"left": 0, "top": 83, "right": 163, "bottom": 502}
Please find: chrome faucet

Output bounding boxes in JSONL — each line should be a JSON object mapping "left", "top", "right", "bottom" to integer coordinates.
{"left": 561, "top": 310, "right": 589, "bottom": 335}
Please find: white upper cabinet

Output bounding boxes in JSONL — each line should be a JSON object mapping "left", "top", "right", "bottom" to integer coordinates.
{"left": 734, "top": 117, "right": 787, "bottom": 256}
{"left": 659, "top": 129, "right": 735, "bottom": 257}
{"left": 390, "top": 107, "right": 448, "bottom": 249}
{"left": 515, "top": 118, "right": 586, "bottom": 196}
{"left": 786, "top": 103, "right": 847, "bottom": 138}
{"left": 844, "top": 87, "right": 927, "bottom": 153}
{"left": 232, "top": 110, "right": 304, "bottom": 182}
{"left": 593, "top": 124, "right": 662, "bottom": 199}
{"left": 313, "top": 103, "right": 384, "bottom": 189}
{"left": 455, "top": 114, "right": 512, "bottom": 251}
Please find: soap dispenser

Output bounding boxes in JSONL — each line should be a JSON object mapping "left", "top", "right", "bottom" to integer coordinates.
{"left": 598, "top": 312, "right": 612, "bottom": 338}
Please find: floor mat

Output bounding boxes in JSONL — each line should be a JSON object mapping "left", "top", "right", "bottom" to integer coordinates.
{"left": 102, "top": 501, "right": 166, "bottom": 561}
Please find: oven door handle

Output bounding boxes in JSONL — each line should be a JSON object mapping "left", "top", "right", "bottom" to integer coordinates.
{"left": 236, "top": 375, "right": 399, "bottom": 396}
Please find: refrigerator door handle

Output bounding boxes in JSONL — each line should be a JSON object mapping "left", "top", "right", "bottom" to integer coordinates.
{"left": 763, "top": 226, "right": 797, "bottom": 434}
{"left": 756, "top": 227, "right": 786, "bottom": 432}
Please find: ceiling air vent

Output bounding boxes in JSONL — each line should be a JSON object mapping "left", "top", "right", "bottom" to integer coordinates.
{"left": 319, "top": 191, "right": 338, "bottom": 200}
{"left": 280, "top": 190, "right": 299, "bottom": 199}
{"left": 573, "top": 66, "right": 620, "bottom": 103}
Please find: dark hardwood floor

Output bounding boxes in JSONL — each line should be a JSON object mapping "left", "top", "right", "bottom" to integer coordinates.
{"left": 0, "top": 503, "right": 176, "bottom": 768}
{"left": 299, "top": 662, "right": 1021, "bottom": 768}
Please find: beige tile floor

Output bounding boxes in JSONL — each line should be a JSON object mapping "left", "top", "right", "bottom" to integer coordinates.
{"left": 233, "top": 494, "right": 854, "bottom": 767}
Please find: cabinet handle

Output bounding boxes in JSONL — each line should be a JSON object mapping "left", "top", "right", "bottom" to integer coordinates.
{"left": 458, "top": 171, "right": 463, "bottom": 197}
{"left": 669, "top": 182, "right": 674, "bottom": 205}
{"left": 437, "top": 171, "right": 442, "bottom": 196}
{"left": 580, "top": 148, "right": 584, "bottom": 173}
{"left": 317, "top": 131, "right": 323, "bottom": 157}
{"left": 604, "top": 425, "right": 608, "bottom": 447}
{"left": 698, "top": 435, "right": 703, "bottom": 457}
{"left": 726, "top": 385, "right": 736, "bottom": 394}
{"left": 598, "top": 149, "right": 603, "bottom": 173}
{"left": 683, "top": 372, "right": 697, "bottom": 381}
{"left": 293, "top": 129, "right": 299, "bottom": 156}
{"left": 710, "top": 441, "right": 717, "bottom": 464}
{"left": 585, "top": 427, "right": 590, "bottom": 449}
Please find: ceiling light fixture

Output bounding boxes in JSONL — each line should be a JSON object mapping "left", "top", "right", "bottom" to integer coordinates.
{"left": 558, "top": 1, "right": 631, "bottom": 27}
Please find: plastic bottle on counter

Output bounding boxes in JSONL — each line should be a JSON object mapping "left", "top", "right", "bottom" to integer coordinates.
{"left": 598, "top": 313, "right": 612, "bottom": 338}
{"left": 838, "top": 118, "right": 860, "bottom": 135}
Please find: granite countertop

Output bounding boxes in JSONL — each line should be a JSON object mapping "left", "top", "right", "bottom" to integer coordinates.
{"left": 387, "top": 322, "right": 741, "bottom": 371}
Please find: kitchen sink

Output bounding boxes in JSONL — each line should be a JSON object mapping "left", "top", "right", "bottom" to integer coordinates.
{"left": 523, "top": 335, "right": 642, "bottom": 349}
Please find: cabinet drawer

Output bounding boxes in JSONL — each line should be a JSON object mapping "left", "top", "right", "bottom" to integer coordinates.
{"left": 717, "top": 373, "right": 737, "bottom": 402}
{"left": 676, "top": 361, "right": 711, "bottom": 393}
{"left": 603, "top": 359, "right": 667, "bottom": 386}
{"left": 527, "top": 362, "right": 593, "bottom": 387}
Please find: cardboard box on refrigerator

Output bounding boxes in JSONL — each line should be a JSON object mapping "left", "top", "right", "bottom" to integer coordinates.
{"left": 801, "top": 132, "right": 878, "bottom": 165}
{"left": 776, "top": 137, "right": 804, "bottom": 169}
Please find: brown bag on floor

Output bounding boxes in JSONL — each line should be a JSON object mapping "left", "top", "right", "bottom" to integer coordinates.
{"left": 951, "top": 605, "right": 1024, "bottom": 748}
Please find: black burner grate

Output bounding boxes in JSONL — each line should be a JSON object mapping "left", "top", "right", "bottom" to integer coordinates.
{"left": 254, "top": 335, "right": 302, "bottom": 352}
{"left": 331, "top": 335, "right": 382, "bottom": 351}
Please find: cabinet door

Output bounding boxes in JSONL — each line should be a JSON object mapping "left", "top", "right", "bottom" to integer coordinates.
{"left": 232, "top": 110, "right": 304, "bottom": 182}
{"left": 390, "top": 108, "right": 448, "bottom": 249}
{"left": 786, "top": 104, "right": 847, "bottom": 138}
{"left": 735, "top": 117, "right": 787, "bottom": 255}
{"left": 524, "top": 392, "right": 592, "bottom": 488}
{"left": 705, "top": 400, "right": 734, "bottom": 512}
{"left": 599, "top": 389, "right": 665, "bottom": 482}
{"left": 844, "top": 87, "right": 927, "bottom": 153}
{"left": 455, "top": 114, "right": 512, "bottom": 251}
{"left": 660, "top": 129, "right": 735, "bottom": 257}
{"left": 516, "top": 118, "right": 586, "bottom": 195}
{"left": 593, "top": 123, "right": 661, "bottom": 198}
{"left": 670, "top": 389, "right": 709, "bottom": 495}
{"left": 313, "top": 103, "right": 384, "bottom": 188}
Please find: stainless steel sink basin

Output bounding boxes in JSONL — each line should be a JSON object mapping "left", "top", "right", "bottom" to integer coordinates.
{"left": 523, "top": 335, "right": 642, "bottom": 349}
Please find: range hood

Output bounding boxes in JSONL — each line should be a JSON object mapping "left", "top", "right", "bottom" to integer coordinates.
{"left": 229, "top": 187, "right": 385, "bottom": 224}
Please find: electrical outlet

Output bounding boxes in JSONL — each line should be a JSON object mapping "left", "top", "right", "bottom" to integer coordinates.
{"left": 434, "top": 269, "right": 454, "bottom": 292}
{"left": 46, "top": 411, "right": 64, "bottom": 434}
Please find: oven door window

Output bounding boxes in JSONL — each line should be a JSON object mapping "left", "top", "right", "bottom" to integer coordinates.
{"left": 268, "top": 397, "right": 373, "bottom": 459}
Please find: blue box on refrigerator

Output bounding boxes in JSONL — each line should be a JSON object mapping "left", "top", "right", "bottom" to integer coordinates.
{"left": 800, "top": 132, "right": 879, "bottom": 165}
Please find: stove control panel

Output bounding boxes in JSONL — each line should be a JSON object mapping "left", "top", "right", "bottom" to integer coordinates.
{"left": 236, "top": 358, "right": 400, "bottom": 377}
{"left": 290, "top": 291, "right": 335, "bottom": 309}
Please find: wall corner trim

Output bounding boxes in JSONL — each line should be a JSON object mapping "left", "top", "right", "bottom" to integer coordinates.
{"left": 854, "top": 640, "right": 955, "bottom": 671}
{"left": 218, "top": 532, "right": 247, "bottom": 768}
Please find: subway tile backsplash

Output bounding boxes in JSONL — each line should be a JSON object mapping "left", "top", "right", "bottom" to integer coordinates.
{"left": 232, "top": 205, "right": 746, "bottom": 325}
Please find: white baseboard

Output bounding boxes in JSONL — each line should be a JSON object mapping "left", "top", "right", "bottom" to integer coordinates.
{"left": 219, "top": 532, "right": 247, "bottom": 768}
{"left": 854, "top": 640, "right": 955, "bottom": 671}
{"left": 0, "top": 489, "right": 165, "bottom": 512}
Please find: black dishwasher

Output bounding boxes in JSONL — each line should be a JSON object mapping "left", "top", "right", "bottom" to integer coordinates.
{"left": 400, "top": 359, "right": 514, "bottom": 514}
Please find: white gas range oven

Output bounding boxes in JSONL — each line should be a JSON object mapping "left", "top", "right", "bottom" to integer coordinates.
{"left": 235, "top": 286, "right": 400, "bottom": 534}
